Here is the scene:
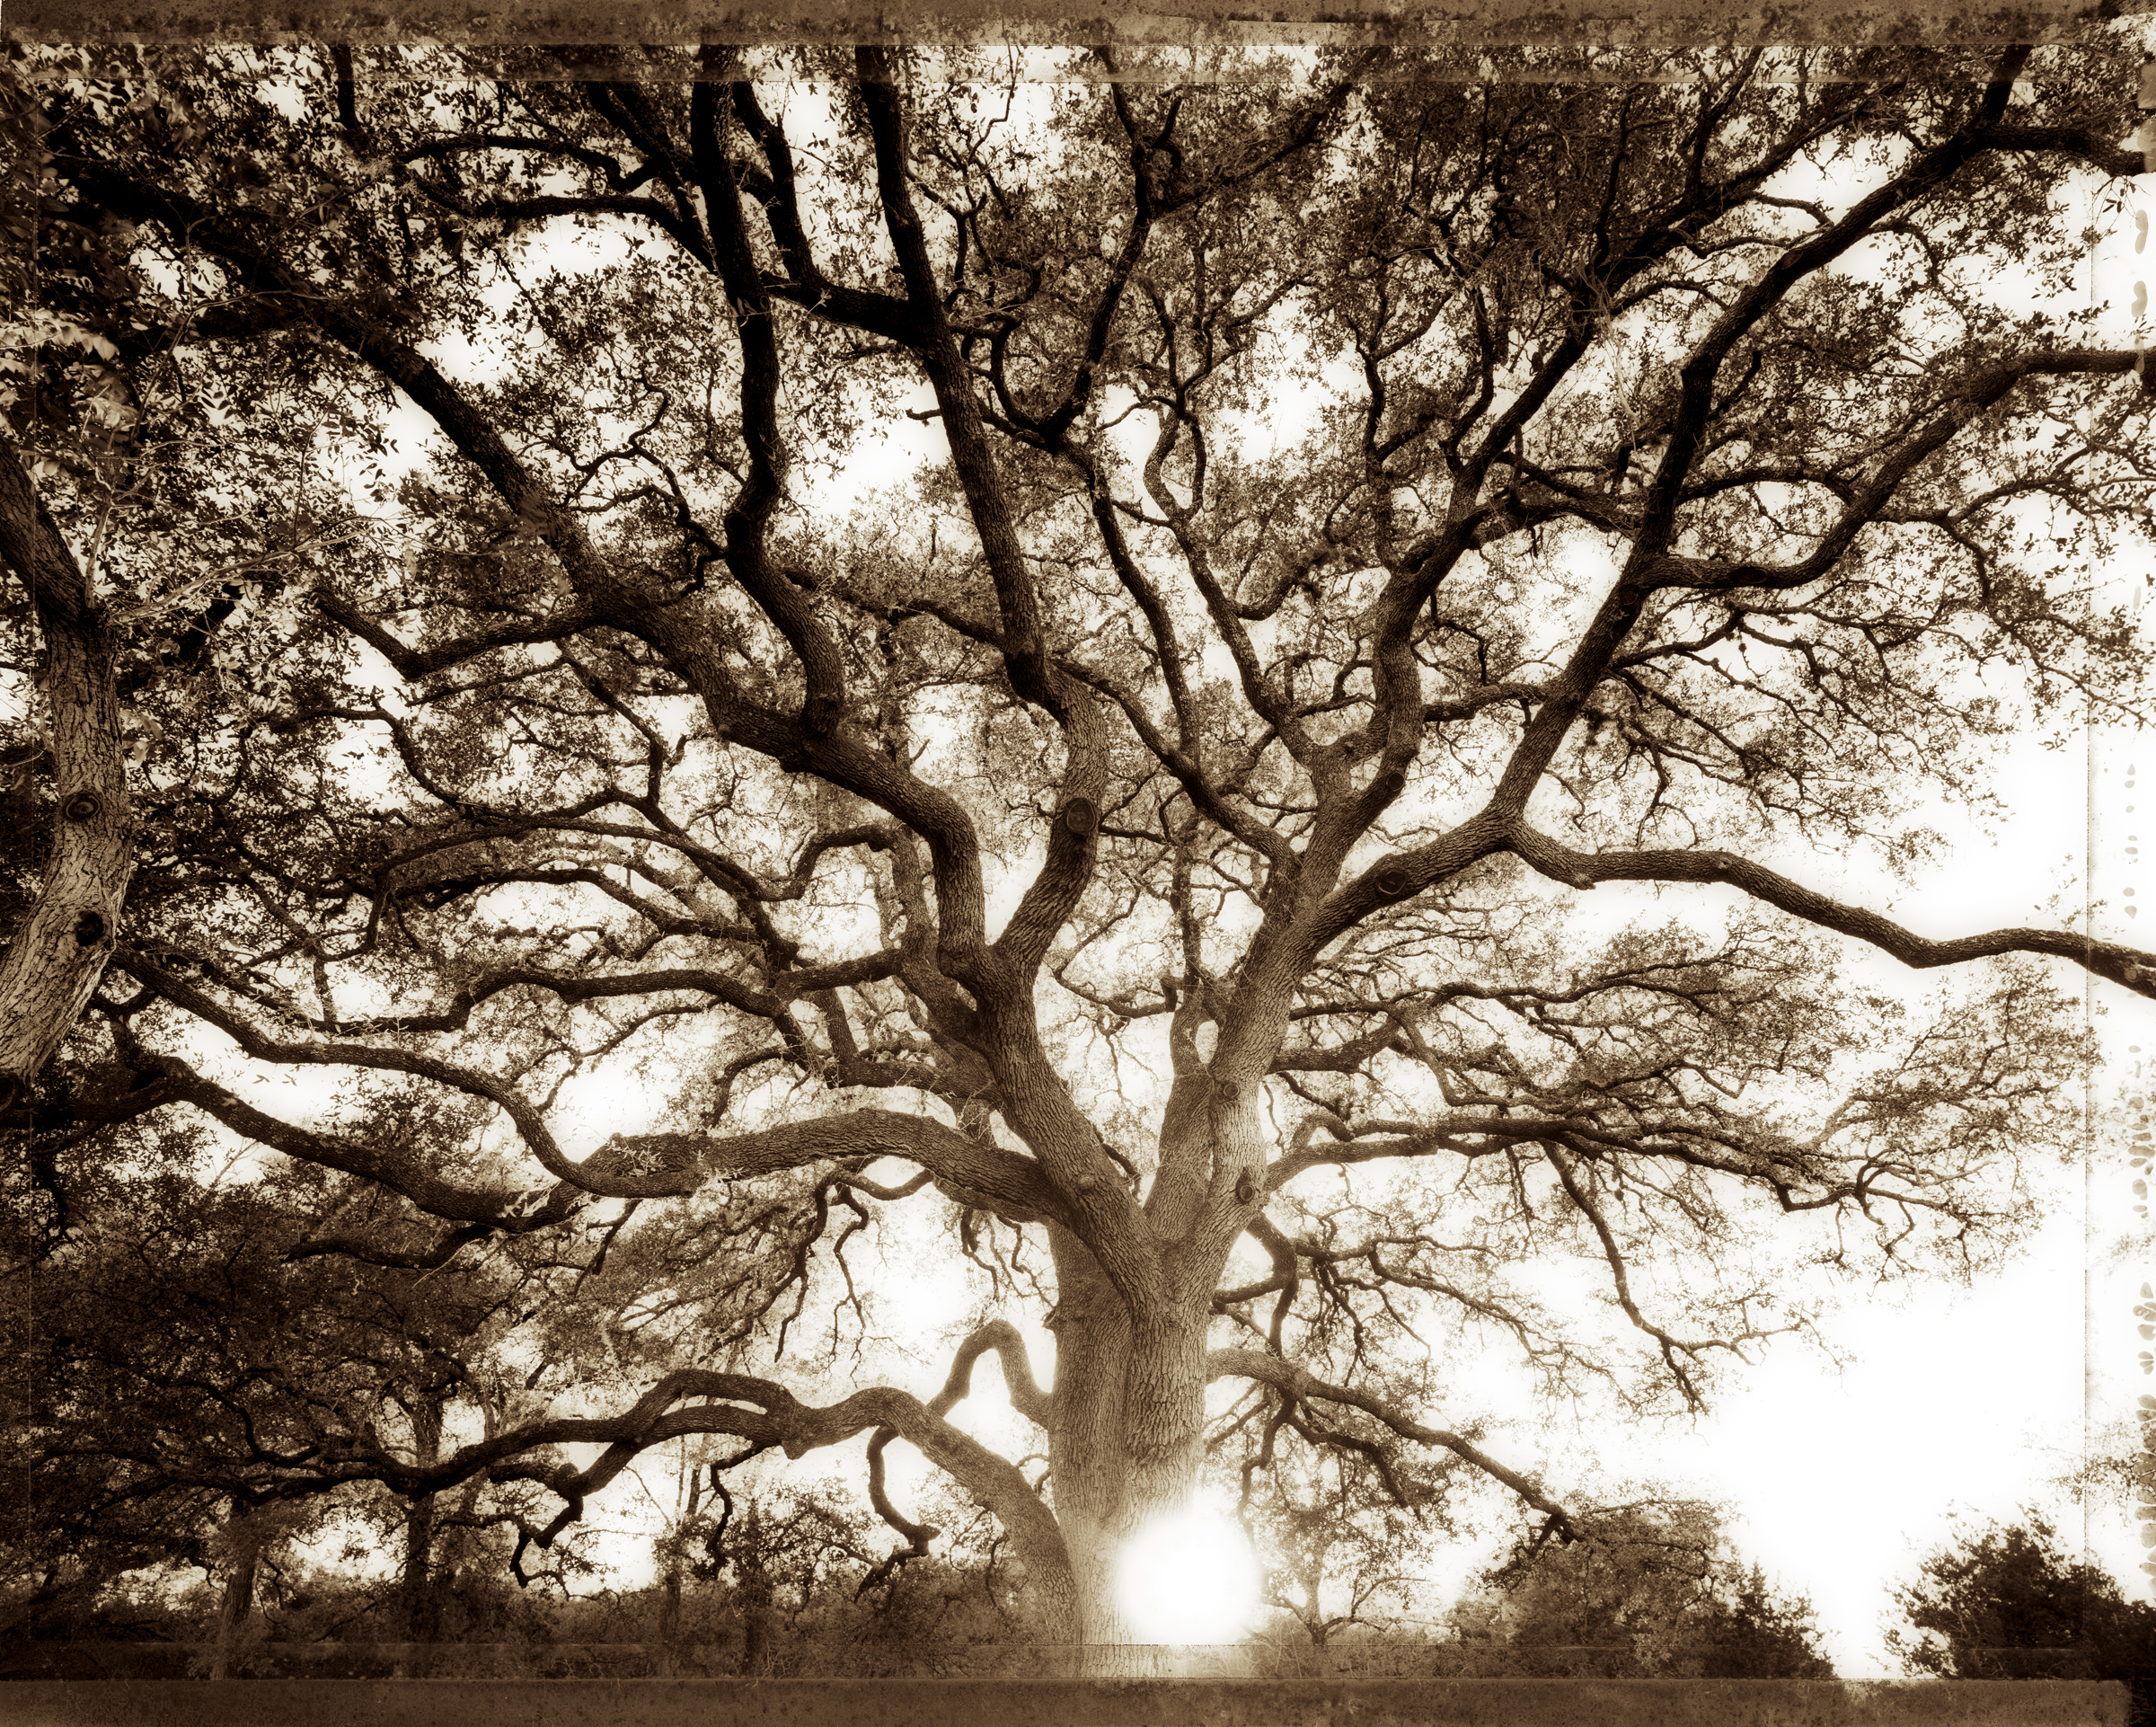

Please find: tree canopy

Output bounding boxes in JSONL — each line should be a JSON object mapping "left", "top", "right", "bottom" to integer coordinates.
{"left": 4, "top": 36, "right": 2153, "bottom": 1656}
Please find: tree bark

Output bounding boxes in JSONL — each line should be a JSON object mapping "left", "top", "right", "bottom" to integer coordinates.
{"left": 397, "top": 1395, "right": 446, "bottom": 1664}
{"left": 0, "top": 433, "right": 134, "bottom": 1112}
{"left": 1045, "top": 1228, "right": 1213, "bottom": 1675}
{"left": 658, "top": 1561, "right": 682, "bottom": 1678}
{"left": 399, "top": 1493, "right": 438, "bottom": 1644}
{"left": 738, "top": 1577, "right": 768, "bottom": 1678}
{"left": 206, "top": 1510, "right": 262, "bottom": 1681}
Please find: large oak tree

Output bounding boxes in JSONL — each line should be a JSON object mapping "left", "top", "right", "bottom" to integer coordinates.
{"left": 6, "top": 36, "right": 2155, "bottom": 1657}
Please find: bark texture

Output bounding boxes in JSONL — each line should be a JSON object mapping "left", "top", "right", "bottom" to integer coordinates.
{"left": 0, "top": 433, "right": 132, "bottom": 1110}
{"left": 397, "top": 1396, "right": 445, "bottom": 1652}
{"left": 206, "top": 1510, "right": 262, "bottom": 1681}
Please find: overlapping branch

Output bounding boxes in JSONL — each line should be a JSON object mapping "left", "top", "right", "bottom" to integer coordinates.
{"left": 1207, "top": 1349, "right": 1581, "bottom": 1542}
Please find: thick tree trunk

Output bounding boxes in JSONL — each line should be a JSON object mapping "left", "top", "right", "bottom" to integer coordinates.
{"left": 399, "top": 1493, "right": 439, "bottom": 1643}
{"left": 658, "top": 1562, "right": 682, "bottom": 1678}
{"left": 396, "top": 1395, "right": 445, "bottom": 1669}
{"left": 206, "top": 1511, "right": 262, "bottom": 1681}
{"left": 1045, "top": 1228, "right": 1212, "bottom": 1677}
{"left": 738, "top": 1585, "right": 767, "bottom": 1678}
{"left": 0, "top": 434, "right": 135, "bottom": 1112}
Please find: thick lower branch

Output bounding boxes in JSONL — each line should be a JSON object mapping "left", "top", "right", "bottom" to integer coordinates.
{"left": 1509, "top": 822, "right": 2156, "bottom": 1001}
{"left": 471, "top": 1370, "right": 1074, "bottom": 1623}
{"left": 932, "top": 1317, "right": 1054, "bottom": 1431}
{"left": 592, "top": 1111, "right": 1069, "bottom": 1218}
{"left": 134, "top": 1049, "right": 577, "bottom": 1230}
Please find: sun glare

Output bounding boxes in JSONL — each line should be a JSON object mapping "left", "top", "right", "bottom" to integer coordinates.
{"left": 1113, "top": 1510, "right": 1260, "bottom": 1644}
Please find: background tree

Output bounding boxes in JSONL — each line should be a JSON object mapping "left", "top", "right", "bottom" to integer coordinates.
{"left": 1233, "top": 1420, "right": 1456, "bottom": 1652}
{"left": 1889, "top": 1512, "right": 2156, "bottom": 1685}
{"left": 643, "top": 1466, "right": 1024, "bottom": 1675}
{"left": 5, "top": 36, "right": 2154, "bottom": 1665}
{"left": 0, "top": 1110, "right": 612, "bottom": 1646}
{"left": 1458, "top": 1499, "right": 1834, "bottom": 1678}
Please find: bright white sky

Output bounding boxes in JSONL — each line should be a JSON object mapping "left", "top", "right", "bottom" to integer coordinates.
{"left": 216, "top": 56, "right": 2156, "bottom": 1678}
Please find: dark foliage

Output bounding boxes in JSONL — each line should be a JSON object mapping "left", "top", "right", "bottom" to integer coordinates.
{"left": 1891, "top": 1512, "right": 2156, "bottom": 1696}
{"left": 1461, "top": 1501, "right": 1834, "bottom": 1678}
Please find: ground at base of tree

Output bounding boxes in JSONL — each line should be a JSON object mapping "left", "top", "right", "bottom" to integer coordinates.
{"left": 0, "top": 1678, "right": 2134, "bottom": 1727}
{"left": 0, "top": 1635, "right": 1842, "bottom": 1682}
